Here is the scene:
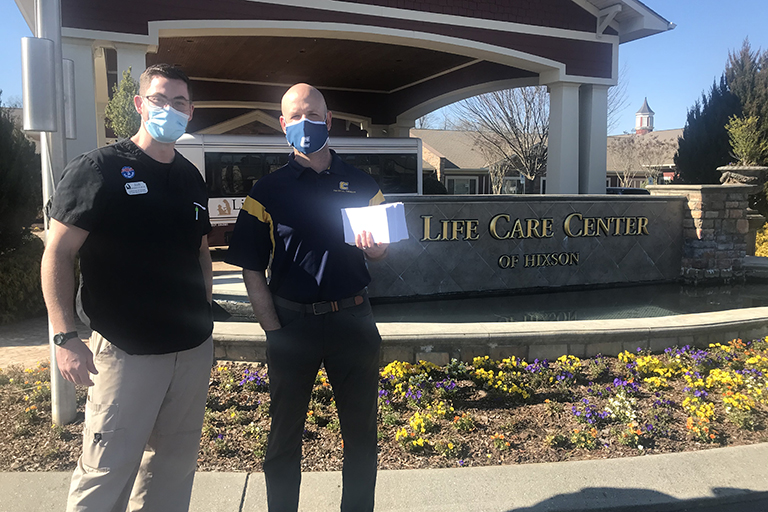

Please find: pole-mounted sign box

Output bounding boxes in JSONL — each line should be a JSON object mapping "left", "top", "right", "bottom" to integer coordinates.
{"left": 21, "top": 36, "right": 57, "bottom": 132}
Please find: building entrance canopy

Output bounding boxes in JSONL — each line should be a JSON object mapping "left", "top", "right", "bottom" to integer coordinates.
{"left": 16, "top": 0, "right": 673, "bottom": 193}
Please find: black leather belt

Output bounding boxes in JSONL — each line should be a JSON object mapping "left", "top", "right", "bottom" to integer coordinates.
{"left": 272, "top": 290, "right": 367, "bottom": 315}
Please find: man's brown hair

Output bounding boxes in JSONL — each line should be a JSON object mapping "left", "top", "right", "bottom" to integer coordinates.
{"left": 139, "top": 64, "right": 192, "bottom": 100}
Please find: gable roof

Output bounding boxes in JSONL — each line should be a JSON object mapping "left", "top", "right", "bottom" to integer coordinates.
{"left": 606, "top": 128, "right": 682, "bottom": 172}
{"left": 410, "top": 129, "right": 490, "bottom": 170}
{"left": 413, "top": 127, "right": 683, "bottom": 174}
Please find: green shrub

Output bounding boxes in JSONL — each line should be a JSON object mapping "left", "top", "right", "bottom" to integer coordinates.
{"left": 726, "top": 115, "right": 768, "bottom": 166}
{"left": 0, "top": 234, "right": 45, "bottom": 324}
{"left": 0, "top": 93, "right": 41, "bottom": 249}
{"left": 104, "top": 68, "right": 141, "bottom": 140}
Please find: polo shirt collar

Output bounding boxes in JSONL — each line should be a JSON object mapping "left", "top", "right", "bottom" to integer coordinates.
{"left": 287, "top": 149, "right": 348, "bottom": 178}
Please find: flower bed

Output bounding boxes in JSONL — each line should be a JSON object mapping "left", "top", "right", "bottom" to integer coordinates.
{"left": 1, "top": 338, "right": 768, "bottom": 472}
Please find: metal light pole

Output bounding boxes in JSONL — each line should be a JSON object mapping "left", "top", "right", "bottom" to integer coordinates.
{"left": 22, "top": 0, "right": 77, "bottom": 425}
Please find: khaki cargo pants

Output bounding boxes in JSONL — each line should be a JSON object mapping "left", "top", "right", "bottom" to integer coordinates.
{"left": 66, "top": 332, "right": 213, "bottom": 512}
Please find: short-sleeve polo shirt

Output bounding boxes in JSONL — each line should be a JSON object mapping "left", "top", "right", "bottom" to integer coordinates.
{"left": 226, "top": 150, "right": 385, "bottom": 303}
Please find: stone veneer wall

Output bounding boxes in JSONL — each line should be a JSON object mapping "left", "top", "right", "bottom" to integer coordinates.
{"left": 647, "top": 184, "right": 752, "bottom": 282}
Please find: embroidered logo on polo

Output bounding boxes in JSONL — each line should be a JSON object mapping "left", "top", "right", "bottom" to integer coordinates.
{"left": 125, "top": 181, "right": 148, "bottom": 195}
{"left": 120, "top": 166, "right": 135, "bottom": 179}
{"left": 334, "top": 181, "right": 356, "bottom": 193}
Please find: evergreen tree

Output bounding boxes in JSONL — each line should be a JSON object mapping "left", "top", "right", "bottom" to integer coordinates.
{"left": 674, "top": 76, "right": 742, "bottom": 183}
{"left": 725, "top": 38, "right": 768, "bottom": 163}
{"left": 104, "top": 67, "right": 141, "bottom": 140}
{"left": 0, "top": 92, "right": 42, "bottom": 251}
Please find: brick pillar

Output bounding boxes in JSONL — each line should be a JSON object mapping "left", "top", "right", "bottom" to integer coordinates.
{"left": 647, "top": 184, "right": 752, "bottom": 282}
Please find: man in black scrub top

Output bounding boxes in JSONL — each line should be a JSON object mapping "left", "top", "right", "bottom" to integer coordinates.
{"left": 41, "top": 64, "right": 213, "bottom": 512}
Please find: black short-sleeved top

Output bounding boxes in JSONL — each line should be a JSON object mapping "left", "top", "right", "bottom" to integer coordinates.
{"left": 49, "top": 139, "right": 213, "bottom": 355}
{"left": 226, "top": 150, "right": 385, "bottom": 303}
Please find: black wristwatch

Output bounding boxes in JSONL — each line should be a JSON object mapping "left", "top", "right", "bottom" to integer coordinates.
{"left": 53, "top": 331, "right": 79, "bottom": 346}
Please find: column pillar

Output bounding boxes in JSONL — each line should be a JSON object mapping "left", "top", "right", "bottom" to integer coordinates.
{"left": 546, "top": 82, "right": 580, "bottom": 194}
{"left": 578, "top": 84, "right": 609, "bottom": 194}
{"left": 115, "top": 42, "right": 148, "bottom": 79}
{"left": 387, "top": 121, "right": 415, "bottom": 138}
{"left": 92, "top": 46, "right": 109, "bottom": 147}
{"left": 62, "top": 38, "right": 99, "bottom": 157}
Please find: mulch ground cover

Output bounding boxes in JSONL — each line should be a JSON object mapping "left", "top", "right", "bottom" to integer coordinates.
{"left": 2, "top": 338, "right": 768, "bottom": 472}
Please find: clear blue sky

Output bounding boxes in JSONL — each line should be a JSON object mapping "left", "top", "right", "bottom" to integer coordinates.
{"left": 617, "top": 0, "right": 768, "bottom": 134}
{"left": 1, "top": 0, "right": 766, "bottom": 134}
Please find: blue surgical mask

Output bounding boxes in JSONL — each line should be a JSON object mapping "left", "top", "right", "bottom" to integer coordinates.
{"left": 144, "top": 103, "right": 189, "bottom": 143}
{"left": 284, "top": 117, "right": 329, "bottom": 154}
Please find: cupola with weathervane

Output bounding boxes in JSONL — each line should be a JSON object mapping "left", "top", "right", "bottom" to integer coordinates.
{"left": 635, "top": 97, "right": 655, "bottom": 135}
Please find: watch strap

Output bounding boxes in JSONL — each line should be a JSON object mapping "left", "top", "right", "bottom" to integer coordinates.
{"left": 54, "top": 331, "right": 79, "bottom": 346}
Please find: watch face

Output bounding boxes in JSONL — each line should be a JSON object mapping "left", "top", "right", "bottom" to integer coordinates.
{"left": 54, "top": 332, "right": 77, "bottom": 345}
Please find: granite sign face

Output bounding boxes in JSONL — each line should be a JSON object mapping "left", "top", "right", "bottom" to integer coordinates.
{"left": 366, "top": 196, "right": 685, "bottom": 299}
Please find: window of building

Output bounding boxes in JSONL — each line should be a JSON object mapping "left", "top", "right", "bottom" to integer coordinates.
{"left": 446, "top": 176, "right": 478, "bottom": 194}
{"left": 502, "top": 176, "right": 524, "bottom": 194}
{"left": 204, "top": 151, "right": 419, "bottom": 197}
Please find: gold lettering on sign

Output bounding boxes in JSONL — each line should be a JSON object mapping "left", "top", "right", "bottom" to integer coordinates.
{"left": 541, "top": 218, "right": 554, "bottom": 238}
{"left": 489, "top": 214, "right": 510, "bottom": 240}
{"left": 614, "top": 218, "right": 624, "bottom": 235}
{"left": 597, "top": 218, "right": 611, "bottom": 236}
{"left": 523, "top": 252, "right": 580, "bottom": 268}
{"left": 564, "top": 213, "right": 583, "bottom": 237}
{"left": 441, "top": 219, "right": 451, "bottom": 240}
{"left": 638, "top": 217, "right": 649, "bottom": 235}
{"left": 451, "top": 220, "right": 465, "bottom": 241}
{"left": 424, "top": 212, "right": 650, "bottom": 241}
{"left": 526, "top": 218, "right": 541, "bottom": 238}
{"left": 489, "top": 214, "right": 555, "bottom": 240}
{"left": 421, "top": 215, "right": 442, "bottom": 241}
{"left": 466, "top": 220, "right": 480, "bottom": 241}
{"left": 563, "top": 213, "right": 650, "bottom": 238}
{"left": 510, "top": 219, "right": 525, "bottom": 239}
{"left": 421, "top": 215, "right": 481, "bottom": 242}
{"left": 497, "top": 254, "right": 520, "bottom": 269}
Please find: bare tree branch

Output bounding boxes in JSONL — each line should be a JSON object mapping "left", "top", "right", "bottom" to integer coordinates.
{"left": 609, "top": 133, "right": 676, "bottom": 187}
{"left": 607, "top": 63, "right": 630, "bottom": 133}
{"left": 415, "top": 111, "right": 437, "bottom": 129}
{"left": 454, "top": 87, "right": 549, "bottom": 194}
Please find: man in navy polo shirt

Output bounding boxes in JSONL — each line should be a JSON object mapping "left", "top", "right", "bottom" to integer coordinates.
{"left": 226, "top": 83, "right": 387, "bottom": 512}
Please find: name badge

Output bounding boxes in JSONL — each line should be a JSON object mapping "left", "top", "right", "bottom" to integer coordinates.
{"left": 125, "top": 181, "right": 148, "bottom": 195}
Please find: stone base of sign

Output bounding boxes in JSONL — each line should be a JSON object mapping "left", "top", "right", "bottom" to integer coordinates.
{"left": 648, "top": 184, "right": 752, "bottom": 283}
{"left": 747, "top": 210, "right": 766, "bottom": 256}
{"left": 212, "top": 307, "right": 768, "bottom": 364}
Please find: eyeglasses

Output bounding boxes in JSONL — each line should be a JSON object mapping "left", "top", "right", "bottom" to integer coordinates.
{"left": 144, "top": 94, "right": 192, "bottom": 114}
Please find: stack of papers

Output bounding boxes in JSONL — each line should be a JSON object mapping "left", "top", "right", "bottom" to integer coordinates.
{"left": 341, "top": 202, "right": 409, "bottom": 245}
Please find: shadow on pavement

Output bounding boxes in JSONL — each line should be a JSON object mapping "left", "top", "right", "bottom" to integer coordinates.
{"left": 506, "top": 487, "right": 768, "bottom": 512}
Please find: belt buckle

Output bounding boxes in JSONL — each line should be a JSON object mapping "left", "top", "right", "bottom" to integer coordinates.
{"left": 312, "top": 301, "right": 339, "bottom": 315}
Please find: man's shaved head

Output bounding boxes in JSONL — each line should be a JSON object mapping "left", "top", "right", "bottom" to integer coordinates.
{"left": 281, "top": 83, "right": 328, "bottom": 121}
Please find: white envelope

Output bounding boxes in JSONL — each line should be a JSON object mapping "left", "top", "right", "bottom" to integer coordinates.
{"left": 341, "top": 202, "right": 409, "bottom": 245}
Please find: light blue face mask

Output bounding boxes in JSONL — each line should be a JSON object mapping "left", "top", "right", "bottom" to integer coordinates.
{"left": 144, "top": 103, "right": 189, "bottom": 143}
{"left": 284, "top": 117, "right": 329, "bottom": 154}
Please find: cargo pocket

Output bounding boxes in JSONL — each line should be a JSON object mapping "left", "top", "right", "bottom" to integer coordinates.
{"left": 82, "top": 400, "right": 123, "bottom": 473}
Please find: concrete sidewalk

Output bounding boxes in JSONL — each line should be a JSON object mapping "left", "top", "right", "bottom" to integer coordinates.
{"left": 2, "top": 443, "right": 767, "bottom": 512}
